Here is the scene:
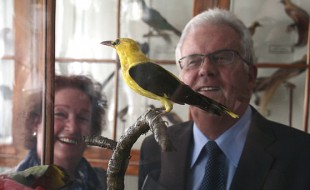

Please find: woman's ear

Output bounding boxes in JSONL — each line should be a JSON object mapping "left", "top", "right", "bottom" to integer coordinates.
{"left": 32, "top": 116, "right": 41, "bottom": 135}
{"left": 33, "top": 117, "right": 39, "bottom": 126}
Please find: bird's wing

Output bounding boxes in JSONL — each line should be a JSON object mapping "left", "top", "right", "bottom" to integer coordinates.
{"left": 128, "top": 62, "right": 184, "bottom": 103}
{"left": 129, "top": 62, "right": 238, "bottom": 118}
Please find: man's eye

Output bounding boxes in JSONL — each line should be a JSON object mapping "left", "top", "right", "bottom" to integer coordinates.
{"left": 214, "top": 56, "right": 224, "bottom": 61}
{"left": 187, "top": 57, "right": 201, "bottom": 66}
{"left": 212, "top": 55, "right": 227, "bottom": 64}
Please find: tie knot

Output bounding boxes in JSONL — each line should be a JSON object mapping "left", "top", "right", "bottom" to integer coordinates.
{"left": 206, "top": 141, "right": 222, "bottom": 156}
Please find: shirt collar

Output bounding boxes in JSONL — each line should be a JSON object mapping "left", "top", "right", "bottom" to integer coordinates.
{"left": 191, "top": 106, "right": 252, "bottom": 167}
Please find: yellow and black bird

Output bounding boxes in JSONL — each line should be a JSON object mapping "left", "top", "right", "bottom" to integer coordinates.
{"left": 8, "top": 165, "right": 72, "bottom": 190}
{"left": 280, "top": 0, "right": 309, "bottom": 47}
{"left": 101, "top": 38, "right": 238, "bottom": 118}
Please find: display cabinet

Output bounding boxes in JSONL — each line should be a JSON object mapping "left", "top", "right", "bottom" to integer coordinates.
{"left": 0, "top": 0, "right": 309, "bottom": 189}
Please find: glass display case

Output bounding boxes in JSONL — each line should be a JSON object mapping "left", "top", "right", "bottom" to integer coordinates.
{"left": 0, "top": 0, "right": 309, "bottom": 189}
{"left": 231, "top": 0, "right": 310, "bottom": 130}
{"left": 0, "top": 0, "right": 193, "bottom": 188}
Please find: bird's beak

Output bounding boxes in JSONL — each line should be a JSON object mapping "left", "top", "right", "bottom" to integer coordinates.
{"left": 100, "top": 40, "right": 113, "bottom": 47}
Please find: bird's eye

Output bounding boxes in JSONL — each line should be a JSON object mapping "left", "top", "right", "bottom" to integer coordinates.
{"left": 112, "top": 39, "right": 120, "bottom": 46}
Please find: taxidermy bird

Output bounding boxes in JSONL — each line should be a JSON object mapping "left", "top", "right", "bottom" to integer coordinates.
{"left": 280, "top": 0, "right": 309, "bottom": 47}
{"left": 101, "top": 42, "right": 149, "bottom": 90}
{"left": 7, "top": 165, "right": 72, "bottom": 190}
{"left": 140, "top": 0, "right": 181, "bottom": 41}
{"left": 0, "top": 27, "right": 14, "bottom": 54}
{"left": 254, "top": 54, "right": 307, "bottom": 115}
{"left": 101, "top": 38, "right": 238, "bottom": 118}
{"left": 118, "top": 105, "right": 129, "bottom": 123}
{"left": 248, "top": 21, "right": 262, "bottom": 36}
{"left": 0, "top": 85, "right": 12, "bottom": 100}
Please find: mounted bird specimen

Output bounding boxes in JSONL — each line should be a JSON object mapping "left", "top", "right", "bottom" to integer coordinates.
{"left": 101, "top": 38, "right": 238, "bottom": 118}
{"left": 3, "top": 165, "right": 72, "bottom": 190}
{"left": 118, "top": 105, "right": 129, "bottom": 123}
{"left": 0, "top": 85, "right": 12, "bottom": 100}
{"left": 248, "top": 21, "right": 262, "bottom": 36}
{"left": 280, "top": 0, "right": 309, "bottom": 47}
{"left": 101, "top": 41, "right": 149, "bottom": 90}
{"left": 254, "top": 54, "right": 307, "bottom": 115}
{"left": 140, "top": 0, "right": 181, "bottom": 42}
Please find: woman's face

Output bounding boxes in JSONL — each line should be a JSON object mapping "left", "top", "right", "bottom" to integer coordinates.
{"left": 36, "top": 88, "right": 92, "bottom": 166}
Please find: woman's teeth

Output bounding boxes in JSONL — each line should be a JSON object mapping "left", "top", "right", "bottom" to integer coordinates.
{"left": 58, "top": 137, "right": 78, "bottom": 145}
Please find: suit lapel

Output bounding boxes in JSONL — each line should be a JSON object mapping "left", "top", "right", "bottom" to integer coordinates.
{"left": 159, "top": 121, "right": 193, "bottom": 190}
{"left": 230, "top": 109, "right": 276, "bottom": 190}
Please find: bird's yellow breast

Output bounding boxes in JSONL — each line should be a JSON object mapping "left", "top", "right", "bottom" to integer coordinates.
{"left": 116, "top": 45, "right": 161, "bottom": 100}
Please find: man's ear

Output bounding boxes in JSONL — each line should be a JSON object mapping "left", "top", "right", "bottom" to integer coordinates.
{"left": 248, "top": 64, "right": 258, "bottom": 89}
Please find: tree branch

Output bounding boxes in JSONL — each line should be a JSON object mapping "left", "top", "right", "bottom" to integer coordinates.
{"left": 84, "top": 108, "right": 175, "bottom": 190}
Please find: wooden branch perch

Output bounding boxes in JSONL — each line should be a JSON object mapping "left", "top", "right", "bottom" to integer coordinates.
{"left": 83, "top": 108, "right": 175, "bottom": 190}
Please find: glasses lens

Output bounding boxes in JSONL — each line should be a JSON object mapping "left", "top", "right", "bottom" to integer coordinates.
{"left": 179, "top": 50, "right": 243, "bottom": 69}
{"left": 180, "top": 54, "right": 203, "bottom": 69}
{"left": 210, "top": 51, "right": 234, "bottom": 65}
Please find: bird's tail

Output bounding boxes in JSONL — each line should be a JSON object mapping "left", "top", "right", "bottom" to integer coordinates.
{"left": 171, "top": 85, "right": 238, "bottom": 118}
{"left": 195, "top": 93, "right": 239, "bottom": 118}
{"left": 172, "top": 27, "right": 182, "bottom": 36}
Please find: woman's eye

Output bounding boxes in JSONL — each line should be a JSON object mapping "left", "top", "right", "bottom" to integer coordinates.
{"left": 54, "top": 112, "right": 67, "bottom": 118}
{"left": 78, "top": 115, "right": 90, "bottom": 122}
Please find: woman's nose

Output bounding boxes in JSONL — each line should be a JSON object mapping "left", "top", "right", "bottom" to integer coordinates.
{"left": 65, "top": 116, "right": 80, "bottom": 132}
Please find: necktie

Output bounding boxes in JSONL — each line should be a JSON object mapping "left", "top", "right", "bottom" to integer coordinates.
{"left": 198, "top": 141, "right": 226, "bottom": 190}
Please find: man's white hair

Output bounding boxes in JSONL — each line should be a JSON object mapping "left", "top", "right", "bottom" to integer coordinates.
{"left": 175, "top": 8, "right": 255, "bottom": 69}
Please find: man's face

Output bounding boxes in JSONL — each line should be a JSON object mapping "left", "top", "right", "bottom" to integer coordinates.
{"left": 179, "top": 24, "right": 257, "bottom": 116}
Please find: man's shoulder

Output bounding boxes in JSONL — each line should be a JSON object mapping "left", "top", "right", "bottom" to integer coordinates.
{"left": 254, "top": 112, "right": 310, "bottom": 153}
{"left": 266, "top": 118, "right": 310, "bottom": 142}
{"left": 252, "top": 107, "right": 310, "bottom": 141}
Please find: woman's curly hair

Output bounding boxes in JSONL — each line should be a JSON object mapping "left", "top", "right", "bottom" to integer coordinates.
{"left": 24, "top": 75, "right": 107, "bottom": 149}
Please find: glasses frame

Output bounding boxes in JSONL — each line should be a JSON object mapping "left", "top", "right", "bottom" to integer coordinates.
{"left": 178, "top": 49, "right": 250, "bottom": 69}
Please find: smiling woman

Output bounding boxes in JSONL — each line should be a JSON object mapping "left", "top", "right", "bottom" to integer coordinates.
{"left": 16, "top": 75, "right": 108, "bottom": 190}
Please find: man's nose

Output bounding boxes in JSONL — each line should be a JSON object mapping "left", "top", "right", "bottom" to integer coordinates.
{"left": 198, "top": 56, "right": 218, "bottom": 76}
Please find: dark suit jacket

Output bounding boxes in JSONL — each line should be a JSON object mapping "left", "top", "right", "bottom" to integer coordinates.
{"left": 138, "top": 107, "right": 310, "bottom": 190}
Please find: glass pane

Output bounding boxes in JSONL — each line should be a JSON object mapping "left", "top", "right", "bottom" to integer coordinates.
{"left": 119, "top": 0, "right": 193, "bottom": 60}
{"left": 55, "top": 0, "right": 193, "bottom": 189}
{"left": 56, "top": 0, "right": 118, "bottom": 59}
{"left": 231, "top": 0, "right": 309, "bottom": 130}
{"left": 55, "top": 0, "right": 118, "bottom": 134}
{"left": 0, "top": 60, "right": 14, "bottom": 144}
{"left": 0, "top": 0, "right": 14, "bottom": 144}
{"left": 0, "top": 0, "right": 46, "bottom": 173}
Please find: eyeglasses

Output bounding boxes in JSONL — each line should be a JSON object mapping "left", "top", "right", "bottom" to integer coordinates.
{"left": 178, "top": 49, "right": 250, "bottom": 70}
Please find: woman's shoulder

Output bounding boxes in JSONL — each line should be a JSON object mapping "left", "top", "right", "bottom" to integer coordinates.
{"left": 92, "top": 167, "right": 108, "bottom": 189}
